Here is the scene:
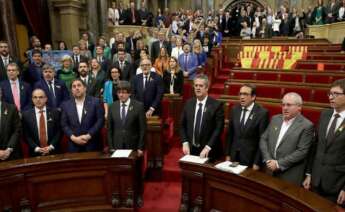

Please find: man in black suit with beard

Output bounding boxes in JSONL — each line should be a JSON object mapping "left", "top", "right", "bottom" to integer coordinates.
{"left": 180, "top": 74, "right": 224, "bottom": 159}
{"left": 22, "top": 89, "right": 61, "bottom": 157}
{"left": 0, "top": 88, "right": 21, "bottom": 161}
{"left": 0, "top": 41, "right": 21, "bottom": 81}
{"left": 303, "top": 79, "right": 345, "bottom": 206}
{"left": 226, "top": 84, "right": 269, "bottom": 170}
{"left": 113, "top": 49, "right": 133, "bottom": 81}
{"left": 107, "top": 80, "right": 146, "bottom": 207}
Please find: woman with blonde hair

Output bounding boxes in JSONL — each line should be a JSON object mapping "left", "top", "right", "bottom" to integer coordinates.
{"left": 57, "top": 55, "right": 77, "bottom": 91}
{"left": 192, "top": 39, "right": 207, "bottom": 69}
{"left": 163, "top": 57, "right": 183, "bottom": 94}
{"left": 79, "top": 40, "right": 92, "bottom": 59}
{"left": 153, "top": 47, "right": 170, "bottom": 76}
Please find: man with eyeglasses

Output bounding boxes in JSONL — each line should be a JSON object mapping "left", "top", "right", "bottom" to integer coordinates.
{"left": 21, "top": 89, "right": 61, "bottom": 157}
{"left": 226, "top": 84, "right": 269, "bottom": 170}
{"left": 132, "top": 58, "right": 164, "bottom": 118}
{"left": 260, "top": 92, "right": 314, "bottom": 186}
{"left": 303, "top": 79, "right": 345, "bottom": 206}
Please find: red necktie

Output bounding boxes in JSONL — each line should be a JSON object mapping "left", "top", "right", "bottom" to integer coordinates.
{"left": 39, "top": 110, "right": 48, "bottom": 147}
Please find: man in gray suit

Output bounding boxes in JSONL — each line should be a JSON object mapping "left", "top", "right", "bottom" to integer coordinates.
{"left": 303, "top": 79, "right": 345, "bottom": 205}
{"left": 260, "top": 92, "right": 314, "bottom": 186}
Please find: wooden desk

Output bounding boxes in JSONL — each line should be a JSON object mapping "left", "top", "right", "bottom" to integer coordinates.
{"left": 180, "top": 161, "right": 338, "bottom": 212}
{"left": 0, "top": 152, "right": 138, "bottom": 211}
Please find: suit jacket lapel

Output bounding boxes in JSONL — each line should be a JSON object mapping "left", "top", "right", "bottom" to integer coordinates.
{"left": 320, "top": 112, "right": 332, "bottom": 145}
{"left": 46, "top": 109, "right": 53, "bottom": 142}
{"left": 242, "top": 104, "right": 257, "bottom": 133}
{"left": 19, "top": 81, "right": 25, "bottom": 106}
{"left": 0, "top": 103, "right": 6, "bottom": 136}
{"left": 124, "top": 100, "right": 134, "bottom": 126}
{"left": 328, "top": 118, "right": 345, "bottom": 147}
{"left": 276, "top": 115, "right": 302, "bottom": 150}
{"left": 81, "top": 97, "right": 90, "bottom": 124}
{"left": 270, "top": 116, "right": 283, "bottom": 154}
{"left": 200, "top": 98, "right": 211, "bottom": 132}
{"left": 70, "top": 100, "right": 80, "bottom": 125}
{"left": 189, "top": 98, "right": 197, "bottom": 131}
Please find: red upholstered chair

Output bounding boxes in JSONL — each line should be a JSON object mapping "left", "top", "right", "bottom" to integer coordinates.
{"left": 312, "top": 89, "right": 330, "bottom": 104}
{"left": 226, "top": 83, "right": 242, "bottom": 96}
{"left": 231, "top": 71, "right": 255, "bottom": 81}
{"left": 305, "top": 74, "right": 331, "bottom": 84}
{"left": 256, "top": 85, "right": 282, "bottom": 99}
{"left": 256, "top": 72, "right": 278, "bottom": 81}
{"left": 280, "top": 73, "right": 303, "bottom": 83}
{"left": 302, "top": 107, "right": 321, "bottom": 126}
{"left": 262, "top": 103, "right": 281, "bottom": 119}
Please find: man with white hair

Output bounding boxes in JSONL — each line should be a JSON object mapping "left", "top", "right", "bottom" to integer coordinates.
{"left": 260, "top": 92, "right": 314, "bottom": 186}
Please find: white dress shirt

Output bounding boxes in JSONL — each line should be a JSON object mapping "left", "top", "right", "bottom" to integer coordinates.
{"left": 240, "top": 102, "right": 254, "bottom": 126}
{"left": 1, "top": 56, "right": 9, "bottom": 66}
{"left": 171, "top": 47, "right": 183, "bottom": 59}
{"left": 326, "top": 110, "right": 345, "bottom": 136}
{"left": 75, "top": 99, "right": 85, "bottom": 123}
{"left": 274, "top": 117, "right": 296, "bottom": 157}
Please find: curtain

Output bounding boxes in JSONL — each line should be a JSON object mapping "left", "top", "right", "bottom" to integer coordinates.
{"left": 21, "top": 0, "right": 51, "bottom": 44}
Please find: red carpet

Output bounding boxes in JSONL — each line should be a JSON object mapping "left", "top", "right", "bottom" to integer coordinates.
{"left": 140, "top": 139, "right": 183, "bottom": 211}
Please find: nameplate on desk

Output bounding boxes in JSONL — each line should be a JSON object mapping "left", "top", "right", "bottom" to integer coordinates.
{"left": 111, "top": 150, "right": 132, "bottom": 158}
{"left": 179, "top": 155, "right": 208, "bottom": 164}
{"left": 215, "top": 161, "right": 247, "bottom": 175}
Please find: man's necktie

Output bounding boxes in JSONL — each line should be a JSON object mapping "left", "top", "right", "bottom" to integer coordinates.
{"left": 194, "top": 103, "right": 203, "bottom": 146}
{"left": 11, "top": 82, "right": 20, "bottom": 111}
{"left": 184, "top": 55, "right": 188, "bottom": 71}
{"left": 240, "top": 107, "right": 247, "bottom": 130}
{"left": 39, "top": 110, "right": 48, "bottom": 147}
{"left": 327, "top": 113, "right": 340, "bottom": 144}
{"left": 48, "top": 81, "right": 56, "bottom": 107}
{"left": 120, "top": 61, "right": 124, "bottom": 70}
{"left": 121, "top": 103, "right": 126, "bottom": 125}
{"left": 143, "top": 76, "right": 148, "bottom": 89}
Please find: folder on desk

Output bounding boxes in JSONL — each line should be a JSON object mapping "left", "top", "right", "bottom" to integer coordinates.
{"left": 179, "top": 155, "right": 209, "bottom": 164}
{"left": 111, "top": 150, "right": 132, "bottom": 158}
{"left": 215, "top": 161, "right": 247, "bottom": 175}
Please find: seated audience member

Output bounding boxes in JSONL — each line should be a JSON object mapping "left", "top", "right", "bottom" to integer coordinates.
{"left": 0, "top": 88, "right": 21, "bottom": 161}
{"left": 178, "top": 43, "right": 198, "bottom": 80}
{"left": 0, "top": 63, "right": 32, "bottom": 112}
{"left": 95, "top": 45, "right": 112, "bottom": 74}
{"left": 103, "top": 66, "right": 121, "bottom": 118}
{"left": 312, "top": 0, "right": 327, "bottom": 25}
{"left": 192, "top": 39, "right": 207, "bottom": 69}
{"left": 325, "top": 0, "right": 339, "bottom": 23}
{"left": 240, "top": 21, "right": 251, "bottom": 39}
{"left": 0, "top": 40, "right": 21, "bottom": 81}
{"left": 338, "top": 1, "right": 345, "bottom": 22}
{"left": 171, "top": 37, "right": 184, "bottom": 59}
{"left": 90, "top": 58, "right": 107, "bottom": 98}
{"left": 79, "top": 40, "right": 92, "bottom": 60}
{"left": 260, "top": 92, "right": 314, "bottom": 186}
{"left": 180, "top": 74, "right": 224, "bottom": 160}
{"left": 107, "top": 80, "right": 146, "bottom": 206}
{"left": 163, "top": 57, "right": 184, "bottom": 94}
{"left": 108, "top": 1, "right": 120, "bottom": 26}
{"left": 71, "top": 45, "right": 88, "bottom": 74}
{"left": 57, "top": 55, "right": 76, "bottom": 92}
{"left": 113, "top": 49, "right": 133, "bottom": 81}
{"left": 153, "top": 47, "right": 170, "bottom": 76}
{"left": 112, "top": 43, "right": 132, "bottom": 64}
{"left": 61, "top": 79, "right": 104, "bottom": 152}
{"left": 58, "top": 41, "right": 68, "bottom": 50}
{"left": 24, "top": 49, "right": 44, "bottom": 86}
{"left": 303, "top": 79, "right": 345, "bottom": 205}
{"left": 132, "top": 58, "right": 164, "bottom": 118}
{"left": 226, "top": 84, "right": 269, "bottom": 169}
{"left": 34, "top": 64, "right": 70, "bottom": 109}
{"left": 22, "top": 89, "right": 61, "bottom": 157}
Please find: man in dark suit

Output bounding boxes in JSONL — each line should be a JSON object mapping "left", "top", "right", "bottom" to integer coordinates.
{"left": 61, "top": 79, "right": 104, "bottom": 152}
{"left": 22, "top": 89, "right": 61, "bottom": 157}
{"left": 95, "top": 45, "right": 112, "bottom": 72}
{"left": 226, "top": 84, "right": 269, "bottom": 169}
{"left": 0, "top": 63, "right": 32, "bottom": 112}
{"left": 71, "top": 45, "right": 88, "bottom": 73}
{"left": 34, "top": 64, "right": 70, "bottom": 109}
{"left": 150, "top": 31, "right": 171, "bottom": 62}
{"left": 260, "top": 92, "right": 314, "bottom": 186}
{"left": 77, "top": 61, "right": 97, "bottom": 97}
{"left": 125, "top": 1, "right": 140, "bottom": 25}
{"left": 0, "top": 88, "right": 21, "bottom": 161}
{"left": 180, "top": 74, "right": 224, "bottom": 159}
{"left": 303, "top": 79, "right": 345, "bottom": 205}
{"left": 0, "top": 41, "right": 21, "bottom": 81}
{"left": 107, "top": 81, "right": 146, "bottom": 206}
{"left": 113, "top": 49, "right": 133, "bottom": 81}
{"left": 132, "top": 59, "right": 164, "bottom": 118}
{"left": 24, "top": 49, "right": 44, "bottom": 86}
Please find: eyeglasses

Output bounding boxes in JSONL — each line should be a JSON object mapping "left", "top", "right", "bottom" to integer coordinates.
{"left": 327, "top": 92, "right": 344, "bottom": 98}
{"left": 281, "top": 103, "right": 299, "bottom": 107}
